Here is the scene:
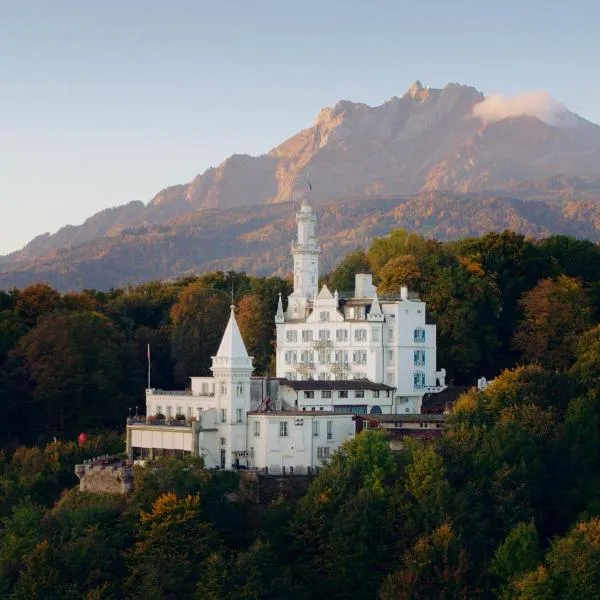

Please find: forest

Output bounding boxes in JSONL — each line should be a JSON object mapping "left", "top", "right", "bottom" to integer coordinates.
{"left": 1, "top": 229, "right": 600, "bottom": 598}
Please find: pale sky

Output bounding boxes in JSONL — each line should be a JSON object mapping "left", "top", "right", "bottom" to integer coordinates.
{"left": 1, "top": 0, "right": 598, "bottom": 255}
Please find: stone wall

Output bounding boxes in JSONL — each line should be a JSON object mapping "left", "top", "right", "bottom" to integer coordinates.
{"left": 74, "top": 463, "right": 133, "bottom": 494}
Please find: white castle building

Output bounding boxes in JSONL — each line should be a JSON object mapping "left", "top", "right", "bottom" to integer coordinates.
{"left": 275, "top": 199, "right": 446, "bottom": 414}
{"left": 127, "top": 305, "right": 355, "bottom": 470}
{"left": 126, "top": 198, "right": 446, "bottom": 470}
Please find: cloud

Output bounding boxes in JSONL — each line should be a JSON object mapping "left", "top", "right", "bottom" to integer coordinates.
{"left": 472, "top": 91, "right": 567, "bottom": 125}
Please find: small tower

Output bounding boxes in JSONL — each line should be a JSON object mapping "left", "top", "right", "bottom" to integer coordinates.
{"left": 275, "top": 292, "right": 285, "bottom": 324}
{"left": 211, "top": 306, "right": 254, "bottom": 468}
{"left": 286, "top": 199, "right": 321, "bottom": 319}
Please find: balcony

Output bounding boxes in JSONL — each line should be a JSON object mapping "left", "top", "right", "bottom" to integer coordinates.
{"left": 311, "top": 339, "right": 332, "bottom": 349}
{"left": 330, "top": 362, "right": 350, "bottom": 372}
{"left": 295, "top": 362, "right": 315, "bottom": 372}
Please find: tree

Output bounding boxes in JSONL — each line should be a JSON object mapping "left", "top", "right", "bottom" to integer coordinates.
{"left": 379, "top": 522, "right": 470, "bottom": 600}
{"left": 512, "top": 518, "right": 600, "bottom": 599}
{"left": 377, "top": 255, "right": 422, "bottom": 296}
{"left": 324, "top": 249, "right": 371, "bottom": 293}
{"left": 126, "top": 492, "right": 222, "bottom": 599}
{"left": 489, "top": 521, "right": 540, "bottom": 595}
{"left": 14, "top": 284, "right": 61, "bottom": 329}
{"left": 236, "top": 294, "right": 271, "bottom": 374}
{"left": 170, "top": 283, "right": 230, "bottom": 384}
{"left": 514, "top": 276, "right": 593, "bottom": 371}
{"left": 15, "top": 311, "right": 135, "bottom": 441}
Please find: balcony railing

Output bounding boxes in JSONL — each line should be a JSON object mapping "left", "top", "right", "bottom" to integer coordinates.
{"left": 311, "top": 339, "right": 332, "bottom": 349}
{"left": 330, "top": 362, "right": 350, "bottom": 371}
{"left": 127, "top": 416, "right": 194, "bottom": 428}
{"left": 295, "top": 362, "right": 315, "bottom": 371}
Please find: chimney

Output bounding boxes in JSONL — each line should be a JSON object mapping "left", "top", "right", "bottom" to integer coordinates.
{"left": 355, "top": 273, "right": 375, "bottom": 299}
{"left": 400, "top": 286, "right": 409, "bottom": 300}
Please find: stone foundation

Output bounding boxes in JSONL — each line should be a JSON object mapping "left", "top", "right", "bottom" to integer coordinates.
{"left": 74, "top": 462, "right": 133, "bottom": 494}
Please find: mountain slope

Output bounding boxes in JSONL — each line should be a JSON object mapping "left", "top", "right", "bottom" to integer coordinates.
{"left": 5, "top": 81, "right": 600, "bottom": 267}
{"left": 3, "top": 192, "right": 600, "bottom": 292}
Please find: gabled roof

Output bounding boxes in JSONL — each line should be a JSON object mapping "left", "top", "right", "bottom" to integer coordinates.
{"left": 216, "top": 306, "right": 250, "bottom": 360}
{"left": 316, "top": 284, "right": 334, "bottom": 300}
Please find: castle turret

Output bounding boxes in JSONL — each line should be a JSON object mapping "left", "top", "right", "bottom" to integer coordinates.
{"left": 285, "top": 199, "right": 321, "bottom": 320}
{"left": 211, "top": 306, "right": 253, "bottom": 468}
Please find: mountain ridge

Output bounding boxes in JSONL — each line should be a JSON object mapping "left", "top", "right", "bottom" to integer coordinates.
{"left": 3, "top": 80, "right": 600, "bottom": 289}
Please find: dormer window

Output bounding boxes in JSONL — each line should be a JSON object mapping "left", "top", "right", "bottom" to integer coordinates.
{"left": 319, "top": 311, "right": 329, "bottom": 322}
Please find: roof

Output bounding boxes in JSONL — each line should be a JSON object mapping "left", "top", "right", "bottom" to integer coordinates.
{"left": 248, "top": 410, "right": 344, "bottom": 417}
{"left": 358, "top": 413, "right": 445, "bottom": 423}
{"left": 278, "top": 379, "right": 395, "bottom": 391}
{"left": 421, "top": 386, "right": 468, "bottom": 414}
{"left": 216, "top": 306, "right": 250, "bottom": 360}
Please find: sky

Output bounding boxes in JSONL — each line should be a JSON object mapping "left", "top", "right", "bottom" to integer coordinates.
{"left": 1, "top": 0, "right": 599, "bottom": 255}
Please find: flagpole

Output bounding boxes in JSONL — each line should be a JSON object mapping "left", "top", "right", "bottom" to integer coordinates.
{"left": 147, "top": 344, "right": 151, "bottom": 390}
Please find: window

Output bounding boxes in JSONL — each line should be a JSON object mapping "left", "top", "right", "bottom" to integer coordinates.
{"left": 156, "top": 405, "right": 163, "bottom": 416}
{"left": 317, "top": 446, "right": 331, "bottom": 459}
{"left": 220, "top": 437, "right": 226, "bottom": 446}
{"left": 285, "top": 350, "right": 297, "bottom": 364}
{"left": 253, "top": 421, "right": 260, "bottom": 437}
{"left": 327, "top": 421, "right": 333, "bottom": 440}
{"left": 339, "top": 390, "right": 348, "bottom": 399}
{"left": 334, "top": 349, "right": 348, "bottom": 365}
{"left": 319, "top": 311, "right": 329, "bottom": 322}
{"left": 373, "top": 390, "right": 380, "bottom": 398}
{"left": 285, "top": 371, "right": 295, "bottom": 380}
{"left": 336, "top": 329, "right": 348, "bottom": 342}
{"left": 414, "top": 371, "right": 426, "bottom": 389}
{"left": 300, "top": 350, "right": 314, "bottom": 365}
{"left": 236, "top": 383, "right": 244, "bottom": 396}
{"left": 353, "top": 306, "right": 365, "bottom": 319}
{"left": 313, "top": 420, "right": 320, "bottom": 437}
{"left": 220, "top": 382, "right": 227, "bottom": 395}
{"left": 387, "top": 350, "right": 394, "bottom": 362}
{"left": 388, "top": 328, "right": 394, "bottom": 342}
{"left": 286, "top": 330, "right": 297, "bottom": 343}
{"left": 353, "top": 349, "right": 367, "bottom": 364}
{"left": 372, "top": 328, "right": 380, "bottom": 342}
{"left": 420, "top": 422, "right": 429, "bottom": 429}
{"left": 414, "top": 350, "right": 426, "bottom": 367}
{"left": 220, "top": 408, "right": 227, "bottom": 423}
{"left": 321, "top": 390, "right": 332, "bottom": 399}
{"left": 304, "top": 391, "right": 315, "bottom": 399}
{"left": 353, "top": 372, "right": 367, "bottom": 379}
{"left": 201, "top": 382, "right": 208, "bottom": 395}
{"left": 334, "top": 405, "right": 367, "bottom": 415}
{"left": 318, "top": 329, "right": 330, "bottom": 341}
{"left": 236, "top": 408, "right": 243, "bottom": 423}
{"left": 187, "top": 406, "right": 192, "bottom": 418}
{"left": 318, "top": 350, "right": 329, "bottom": 364}
{"left": 279, "top": 421, "right": 288, "bottom": 437}
{"left": 302, "top": 329, "right": 313, "bottom": 342}
{"left": 166, "top": 406, "right": 172, "bottom": 418}
{"left": 414, "top": 328, "right": 426, "bottom": 343}
{"left": 318, "top": 372, "right": 328, "bottom": 381}
{"left": 354, "top": 328, "right": 367, "bottom": 342}
{"left": 355, "top": 390, "right": 365, "bottom": 398}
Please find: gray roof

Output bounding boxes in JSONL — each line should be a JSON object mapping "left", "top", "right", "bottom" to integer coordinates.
{"left": 278, "top": 379, "right": 395, "bottom": 391}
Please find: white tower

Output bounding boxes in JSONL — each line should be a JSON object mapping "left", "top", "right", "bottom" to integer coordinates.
{"left": 286, "top": 199, "right": 321, "bottom": 319}
{"left": 211, "top": 306, "right": 254, "bottom": 468}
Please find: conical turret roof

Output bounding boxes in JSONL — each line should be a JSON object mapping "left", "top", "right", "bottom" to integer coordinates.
{"left": 216, "top": 306, "right": 250, "bottom": 359}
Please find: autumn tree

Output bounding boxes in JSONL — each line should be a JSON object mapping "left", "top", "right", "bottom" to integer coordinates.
{"left": 323, "top": 249, "right": 371, "bottom": 293}
{"left": 126, "top": 492, "right": 222, "bottom": 599}
{"left": 236, "top": 294, "right": 271, "bottom": 374}
{"left": 514, "top": 276, "right": 593, "bottom": 371}
{"left": 15, "top": 311, "right": 136, "bottom": 441}
{"left": 170, "top": 283, "right": 230, "bottom": 384}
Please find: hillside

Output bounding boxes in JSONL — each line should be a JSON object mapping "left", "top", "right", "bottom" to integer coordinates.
{"left": 4, "top": 80, "right": 600, "bottom": 273}
{"left": 3, "top": 191, "right": 600, "bottom": 291}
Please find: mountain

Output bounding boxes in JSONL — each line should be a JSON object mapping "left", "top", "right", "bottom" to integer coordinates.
{"left": 3, "top": 80, "right": 600, "bottom": 289}
{"left": 3, "top": 191, "right": 600, "bottom": 292}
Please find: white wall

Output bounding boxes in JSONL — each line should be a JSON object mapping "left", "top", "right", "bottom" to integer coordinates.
{"left": 247, "top": 413, "right": 354, "bottom": 472}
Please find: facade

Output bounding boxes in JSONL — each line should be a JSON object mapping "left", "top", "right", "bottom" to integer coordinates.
{"left": 127, "top": 305, "right": 356, "bottom": 470}
{"left": 275, "top": 200, "right": 446, "bottom": 413}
